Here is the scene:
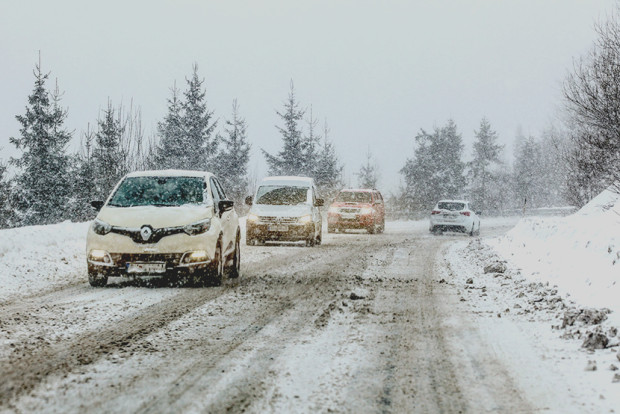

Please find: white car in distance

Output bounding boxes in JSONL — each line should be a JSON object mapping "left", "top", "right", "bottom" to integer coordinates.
{"left": 86, "top": 170, "right": 241, "bottom": 287}
{"left": 430, "top": 199, "right": 480, "bottom": 236}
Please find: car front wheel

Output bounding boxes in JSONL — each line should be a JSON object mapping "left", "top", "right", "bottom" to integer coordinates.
{"left": 226, "top": 233, "right": 241, "bottom": 279}
{"left": 205, "top": 240, "right": 224, "bottom": 286}
{"left": 88, "top": 271, "right": 108, "bottom": 287}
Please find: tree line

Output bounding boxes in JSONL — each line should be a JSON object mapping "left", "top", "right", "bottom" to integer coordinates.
{"left": 0, "top": 63, "right": 344, "bottom": 229}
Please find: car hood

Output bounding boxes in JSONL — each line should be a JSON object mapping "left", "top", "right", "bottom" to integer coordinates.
{"left": 250, "top": 204, "right": 312, "bottom": 217}
{"left": 97, "top": 205, "right": 213, "bottom": 228}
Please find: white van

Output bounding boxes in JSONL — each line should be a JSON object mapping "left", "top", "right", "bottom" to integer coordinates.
{"left": 245, "top": 176, "right": 323, "bottom": 246}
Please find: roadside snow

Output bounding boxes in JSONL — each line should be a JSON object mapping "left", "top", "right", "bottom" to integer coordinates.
{"left": 0, "top": 221, "right": 89, "bottom": 303}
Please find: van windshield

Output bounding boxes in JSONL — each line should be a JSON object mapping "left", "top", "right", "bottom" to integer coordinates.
{"left": 255, "top": 185, "right": 308, "bottom": 205}
{"left": 107, "top": 176, "right": 205, "bottom": 207}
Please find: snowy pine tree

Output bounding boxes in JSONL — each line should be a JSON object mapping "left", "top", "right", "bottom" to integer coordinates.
{"left": 314, "top": 121, "right": 343, "bottom": 199}
{"left": 400, "top": 120, "right": 466, "bottom": 213}
{"left": 512, "top": 134, "right": 545, "bottom": 210}
{"left": 217, "top": 99, "right": 251, "bottom": 208}
{"left": 468, "top": 118, "right": 504, "bottom": 212}
{"left": 181, "top": 64, "right": 217, "bottom": 171}
{"left": 9, "top": 65, "right": 73, "bottom": 226}
{"left": 0, "top": 159, "right": 14, "bottom": 228}
{"left": 92, "top": 102, "right": 125, "bottom": 200}
{"left": 154, "top": 84, "right": 184, "bottom": 169}
{"left": 70, "top": 125, "right": 98, "bottom": 221}
{"left": 356, "top": 149, "right": 379, "bottom": 189}
{"left": 263, "top": 82, "right": 307, "bottom": 176}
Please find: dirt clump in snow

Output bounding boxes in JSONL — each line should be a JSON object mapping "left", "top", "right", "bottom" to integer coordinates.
{"left": 483, "top": 262, "right": 507, "bottom": 274}
{"left": 582, "top": 329, "right": 610, "bottom": 350}
{"left": 562, "top": 308, "right": 610, "bottom": 329}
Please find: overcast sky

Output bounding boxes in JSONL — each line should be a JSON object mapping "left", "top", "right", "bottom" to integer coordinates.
{"left": 1, "top": 0, "right": 616, "bottom": 194}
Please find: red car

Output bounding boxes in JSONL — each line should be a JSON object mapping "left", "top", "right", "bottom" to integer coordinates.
{"left": 327, "top": 189, "right": 385, "bottom": 234}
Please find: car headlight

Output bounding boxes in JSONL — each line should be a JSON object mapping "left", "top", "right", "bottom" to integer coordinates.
{"left": 328, "top": 206, "right": 339, "bottom": 214}
{"left": 92, "top": 219, "right": 112, "bottom": 235}
{"left": 360, "top": 207, "right": 374, "bottom": 215}
{"left": 88, "top": 249, "right": 112, "bottom": 264}
{"left": 181, "top": 250, "right": 209, "bottom": 264}
{"left": 247, "top": 213, "right": 259, "bottom": 222}
{"left": 183, "top": 218, "right": 211, "bottom": 235}
{"left": 299, "top": 214, "right": 313, "bottom": 224}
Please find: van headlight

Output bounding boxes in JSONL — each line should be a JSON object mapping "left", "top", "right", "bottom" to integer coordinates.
{"left": 299, "top": 214, "right": 313, "bottom": 224}
{"left": 92, "top": 219, "right": 112, "bottom": 235}
{"left": 183, "top": 218, "right": 211, "bottom": 235}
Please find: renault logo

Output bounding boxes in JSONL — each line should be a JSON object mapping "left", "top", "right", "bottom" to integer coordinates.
{"left": 140, "top": 225, "right": 153, "bottom": 242}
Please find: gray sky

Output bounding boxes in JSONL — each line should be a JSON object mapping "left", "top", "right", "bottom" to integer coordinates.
{"left": 0, "top": 0, "right": 616, "bottom": 194}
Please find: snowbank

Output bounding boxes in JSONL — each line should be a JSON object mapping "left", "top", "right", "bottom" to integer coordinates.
{"left": 488, "top": 189, "right": 620, "bottom": 322}
{"left": 0, "top": 221, "right": 89, "bottom": 302}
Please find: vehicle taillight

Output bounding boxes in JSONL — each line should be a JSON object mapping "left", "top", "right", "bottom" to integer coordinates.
{"left": 431, "top": 210, "right": 441, "bottom": 215}
{"left": 460, "top": 211, "right": 471, "bottom": 216}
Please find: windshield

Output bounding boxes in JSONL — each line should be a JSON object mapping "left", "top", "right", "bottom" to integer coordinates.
{"left": 335, "top": 191, "right": 372, "bottom": 203}
{"left": 107, "top": 176, "right": 205, "bottom": 207}
{"left": 437, "top": 202, "right": 465, "bottom": 211}
{"left": 255, "top": 185, "right": 308, "bottom": 205}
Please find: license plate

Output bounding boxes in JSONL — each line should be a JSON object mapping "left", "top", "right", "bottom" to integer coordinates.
{"left": 442, "top": 215, "right": 456, "bottom": 222}
{"left": 341, "top": 213, "right": 357, "bottom": 219}
{"left": 268, "top": 225, "right": 289, "bottom": 232}
{"left": 127, "top": 262, "right": 166, "bottom": 274}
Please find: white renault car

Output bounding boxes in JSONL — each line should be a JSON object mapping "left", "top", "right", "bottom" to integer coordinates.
{"left": 86, "top": 170, "right": 241, "bottom": 287}
{"left": 429, "top": 199, "right": 481, "bottom": 236}
{"left": 245, "top": 176, "right": 323, "bottom": 246}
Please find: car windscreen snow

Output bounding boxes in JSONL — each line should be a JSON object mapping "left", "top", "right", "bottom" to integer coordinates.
{"left": 107, "top": 176, "right": 205, "bottom": 207}
{"left": 255, "top": 185, "right": 308, "bottom": 205}
{"left": 437, "top": 202, "right": 465, "bottom": 211}
{"left": 335, "top": 191, "right": 372, "bottom": 203}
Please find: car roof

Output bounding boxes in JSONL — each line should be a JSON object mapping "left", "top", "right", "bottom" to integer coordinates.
{"left": 437, "top": 199, "right": 469, "bottom": 203}
{"left": 260, "top": 176, "right": 314, "bottom": 187}
{"left": 340, "top": 188, "right": 376, "bottom": 193}
{"left": 126, "top": 169, "right": 214, "bottom": 179}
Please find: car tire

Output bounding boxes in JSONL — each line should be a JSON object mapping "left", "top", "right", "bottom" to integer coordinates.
{"left": 367, "top": 220, "right": 376, "bottom": 234}
{"left": 226, "top": 233, "right": 241, "bottom": 279}
{"left": 379, "top": 219, "right": 385, "bottom": 233}
{"left": 88, "top": 271, "right": 108, "bottom": 287}
{"left": 316, "top": 228, "right": 322, "bottom": 245}
{"left": 306, "top": 236, "right": 315, "bottom": 247}
{"left": 206, "top": 240, "right": 224, "bottom": 286}
{"left": 469, "top": 224, "right": 475, "bottom": 237}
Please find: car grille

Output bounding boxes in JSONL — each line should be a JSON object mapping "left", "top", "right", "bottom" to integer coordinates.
{"left": 340, "top": 208, "right": 360, "bottom": 214}
{"left": 109, "top": 253, "right": 184, "bottom": 266}
{"left": 259, "top": 216, "right": 299, "bottom": 224}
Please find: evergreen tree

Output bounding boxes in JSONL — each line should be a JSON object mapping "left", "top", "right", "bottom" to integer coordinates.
{"left": 92, "top": 101, "right": 125, "bottom": 199}
{"left": 513, "top": 134, "right": 545, "bottom": 210}
{"left": 70, "top": 126, "right": 98, "bottom": 221}
{"left": 400, "top": 120, "right": 466, "bottom": 213}
{"left": 263, "top": 81, "right": 306, "bottom": 175}
{"left": 9, "top": 65, "right": 73, "bottom": 226}
{"left": 154, "top": 84, "right": 184, "bottom": 169}
{"left": 315, "top": 121, "right": 343, "bottom": 199}
{"left": 301, "top": 106, "right": 321, "bottom": 176}
{"left": 468, "top": 118, "right": 503, "bottom": 212}
{"left": 356, "top": 149, "right": 379, "bottom": 189}
{"left": 181, "top": 64, "right": 217, "bottom": 171}
{"left": 0, "top": 159, "right": 14, "bottom": 228}
{"left": 217, "top": 99, "right": 251, "bottom": 208}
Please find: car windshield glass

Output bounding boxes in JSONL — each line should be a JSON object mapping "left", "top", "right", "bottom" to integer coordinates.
{"left": 107, "top": 176, "right": 205, "bottom": 207}
{"left": 335, "top": 192, "right": 372, "bottom": 203}
{"left": 255, "top": 185, "right": 308, "bottom": 205}
{"left": 437, "top": 202, "right": 465, "bottom": 211}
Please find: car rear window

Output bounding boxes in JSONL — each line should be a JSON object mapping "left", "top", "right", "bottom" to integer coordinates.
{"left": 108, "top": 176, "right": 205, "bottom": 207}
{"left": 437, "top": 202, "right": 465, "bottom": 211}
{"left": 335, "top": 192, "right": 372, "bottom": 203}
{"left": 255, "top": 185, "right": 308, "bottom": 205}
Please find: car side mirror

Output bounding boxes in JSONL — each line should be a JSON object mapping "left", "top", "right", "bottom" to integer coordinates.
{"left": 245, "top": 196, "right": 253, "bottom": 205}
{"left": 476, "top": 211, "right": 482, "bottom": 216}
{"left": 315, "top": 198, "right": 324, "bottom": 207}
{"left": 219, "top": 200, "right": 234, "bottom": 214}
{"left": 90, "top": 200, "right": 104, "bottom": 211}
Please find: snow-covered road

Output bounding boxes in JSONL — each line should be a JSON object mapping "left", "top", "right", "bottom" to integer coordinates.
{"left": 0, "top": 218, "right": 618, "bottom": 413}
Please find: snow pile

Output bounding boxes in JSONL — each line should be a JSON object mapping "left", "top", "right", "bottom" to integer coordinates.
{"left": 0, "top": 221, "right": 89, "bottom": 302}
{"left": 488, "top": 188, "right": 620, "bottom": 322}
